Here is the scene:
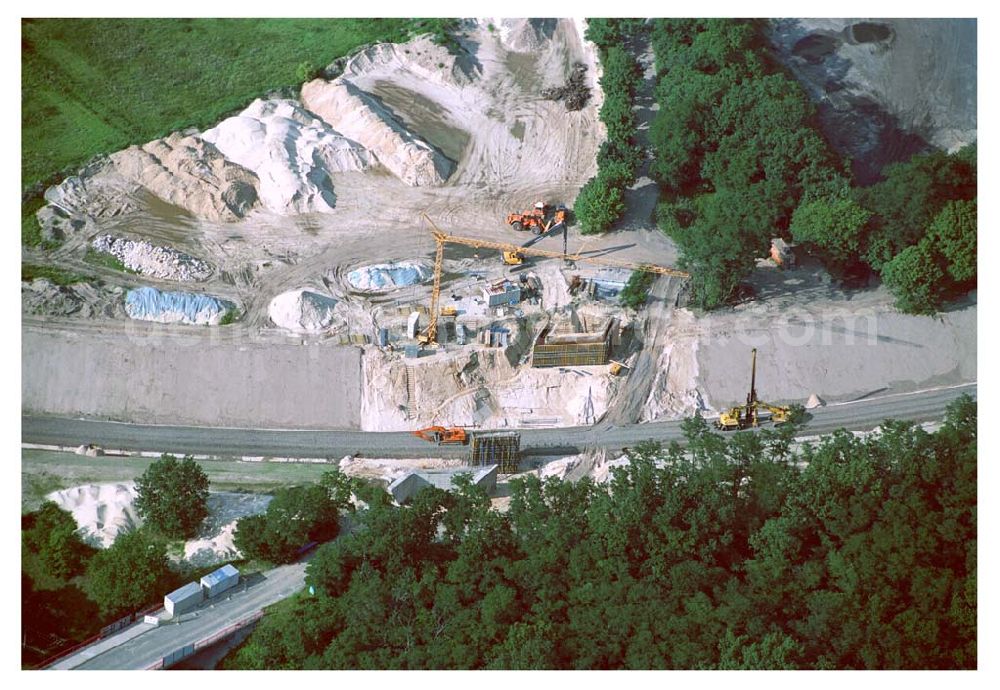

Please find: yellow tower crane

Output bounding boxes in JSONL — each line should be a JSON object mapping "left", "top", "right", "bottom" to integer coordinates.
{"left": 418, "top": 214, "right": 690, "bottom": 345}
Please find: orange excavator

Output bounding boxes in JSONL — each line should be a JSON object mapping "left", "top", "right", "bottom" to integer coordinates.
{"left": 411, "top": 426, "right": 469, "bottom": 445}
{"left": 506, "top": 202, "right": 568, "bottom": 235}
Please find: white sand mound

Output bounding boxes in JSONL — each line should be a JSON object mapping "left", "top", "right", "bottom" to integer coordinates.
{"left": 268, "top": 289, "right": 342, "bottom": 333}
{"left": 46, "top": 482, "right": 141, "bottom": 548}
{"left": 183, "top": 521, "right": 240, "bottom": 566}
{"left": 805, "top": 393, "right": 826, "bottom": 409}
{"left": 202, "top": 99, "right": 376, "bottom": 214}
{"left": 301, "top": 79, "right": 453, "bottom": 187}
{"left": 339, "top": 36, "right": 475, "bottom": 88}
{"left": 106, "top": 132, "right": 260, "bottom": 222}
{"left": 490, "top": 18, "right": 558, "bottom": 52}
{"left": 346, "top": 262, "right": 431, "bottom": 291}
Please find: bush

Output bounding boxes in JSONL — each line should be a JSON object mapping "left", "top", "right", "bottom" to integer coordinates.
{"left": 648, "top": 19, "right": 849, "bottom": 308}
{"left": 599, "top": 45, "right": 641, "bottom": 97}
{"left": 574, "top": 174, "right": 626, "bottom": 234}
{"left": 881, "top": 243, "right": 948, "bottom": 315}
{"left": 576, "top": 40, "right": 643, "bottom": 234}
{"left": 235, "top": 484, "right": 341, "bottom": 564}
{"left": 84, "top": 529, "right": 174, "bottom": 618}
{"left": 790, "top": 196, "right": 872, "bottom": 265}
{"left": 134, "top": 455, "right": 210, "bottom": 539}
{"left": 599, "top": 159, "right": 636, "bottom": 189}
{"left": 597, "top": 139, "right": 644, "bottom": 177}
{"left": 295, "top": 61, "right": 321, "bottom": 83}
{"left": 620, "top": 270, "right": 655, "bottom": 309}
{"left": 928, "top": 199, "right": 976, "bottom": 285}
{"left": 22, "top": 502, "right": 96, "bottom": 581}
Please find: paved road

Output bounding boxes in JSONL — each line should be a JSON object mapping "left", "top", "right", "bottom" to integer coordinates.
{"left": 22, "top": 383, "right": 975, "bottom": 460}
{"left": 72, "top": 561, "right": 308, "bottom": 670}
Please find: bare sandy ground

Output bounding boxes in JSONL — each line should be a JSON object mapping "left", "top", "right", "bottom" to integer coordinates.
{"left": 22, "top": 324, "right": 362, "bottom": 428}
{"left": 20, "top": 19, "right": 975, "bottom": 433}
{"left": 639, "top": 264, "right": 977, "bottom": 417}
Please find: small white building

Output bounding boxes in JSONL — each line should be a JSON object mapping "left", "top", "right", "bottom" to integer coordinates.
{"left": 164, "top": 582, "right": 203, "bottom": 616}
{"left": 200, "top": 564, "right": 240, "bottom": 598}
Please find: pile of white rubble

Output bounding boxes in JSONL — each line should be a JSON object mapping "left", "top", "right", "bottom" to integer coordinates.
{"left": 91, "top": 234, "right": 212, "bottom": 281}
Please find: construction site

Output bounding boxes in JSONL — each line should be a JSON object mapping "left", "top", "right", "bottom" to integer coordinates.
{"left": 22, "top": 18, "right": 977, "bottom": 485}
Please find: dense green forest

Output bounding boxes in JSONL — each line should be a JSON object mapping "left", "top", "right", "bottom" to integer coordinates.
{"left": 645, "top": 19, "right": 977, "bottom": 313}
{"left": 21, "top": 18, "right": 458, "bottom": 246}
{"left": 225, "top": 397, "right": 976, "bottom": 670}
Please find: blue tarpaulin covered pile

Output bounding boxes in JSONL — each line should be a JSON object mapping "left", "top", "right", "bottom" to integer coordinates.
{"left": 125, "top": 286, "right": 231, "bottom": 325}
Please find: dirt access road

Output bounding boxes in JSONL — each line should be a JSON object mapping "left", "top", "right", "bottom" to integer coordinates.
{"left": 22, "top": 382, "right": 975, "bottom": 459}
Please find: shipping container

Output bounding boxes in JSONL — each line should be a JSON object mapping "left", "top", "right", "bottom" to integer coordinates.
{"left": 164, "top": 582, "right": 203, "bottom": 616}
{"left": 200, "top": 564, "right": 240, "bottom": 598}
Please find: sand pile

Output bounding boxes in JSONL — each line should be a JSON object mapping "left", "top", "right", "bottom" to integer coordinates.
{"left": 492, "top": 18, "right": 558, "bottom": 53}
{"left": 202, "top": 99, "right": 376, "bottom": 214}
{"left": 107, "top": 132, "right": 260, "bottom": 221}
{"left": 805, "top": 393, "right": 825, "bottom": 409}
{"left": 44, "top": 133, "right": 260, "bottom": 225}
{"left": 339, "top": 37, "right": 476, "bottom": 88}
{"left": 268, "top": 289, "right": 343, "bottom": 333}
{"left": 91, "top": 235, "right": 212, "bottom": 281}
{"left": 302, "top": 79, "right": 453, "bottom": 186}
{"left": 22, "top": 279, "right": 127, "bottom": 319}
{"left": 46, "top": 482, "right": 141, "bottom": 548}
{"left": 339, "top": 456, "right": 466, "bottom": 484}
{"left": 44, "top": 169, "right": 147, "bottom": 220}
{"left": 181, "top": 492, "right": 273, "bottom": 567}
{"left": 125, "top": 286, "right": 233, "bottom": 325}
{"left": 347, "top": 262, "right": 431, "bottom": 291}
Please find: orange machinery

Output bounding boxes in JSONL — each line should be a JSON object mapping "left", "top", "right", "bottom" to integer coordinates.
{"left": 411, "top": 426, "right": 469, "bottom": 445}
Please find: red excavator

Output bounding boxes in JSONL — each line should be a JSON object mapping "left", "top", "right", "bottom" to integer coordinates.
{"left": 411, "top": 426, "right": 469, "bottom": 445}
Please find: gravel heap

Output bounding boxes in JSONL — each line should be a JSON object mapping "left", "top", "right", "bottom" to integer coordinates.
{"left": 92, "top": 234, "right": 212, "bottom": 281}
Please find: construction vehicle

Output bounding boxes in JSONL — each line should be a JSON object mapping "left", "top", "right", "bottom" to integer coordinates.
{"left": 418, "top": 213, "right": 689, "bottom": 345}
{"left": 501, "top": 249, "right": 524, "bottom": 265}
{"left": 506, "top": 202, "right": 568, "bottom": 235}
{"left": 411, "top": 426, "right": 469, "bottom": 445}
{"left": 609, "top": 359, "right": 629, "bottom": 376}
{"left": 440, "top": 306, "right": 458, "bottom": 317}
{"left": 715, "top": 348, "right": 792, "bottom": 431}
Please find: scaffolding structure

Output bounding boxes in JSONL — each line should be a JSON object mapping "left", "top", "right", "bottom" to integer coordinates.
{"left": 470, "top": 431, "right": 520, "bottom": 474}
{"left": 531, "top": 320, "right": 613, "bottom": 367}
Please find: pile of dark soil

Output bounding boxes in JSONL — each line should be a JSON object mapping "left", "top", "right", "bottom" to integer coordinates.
{"left": 541, "top": 62, "right": 590, "bottom": 111}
